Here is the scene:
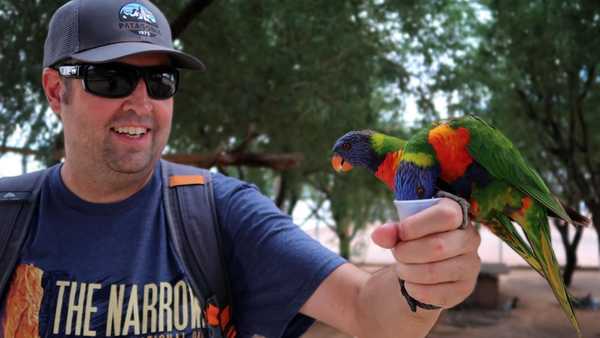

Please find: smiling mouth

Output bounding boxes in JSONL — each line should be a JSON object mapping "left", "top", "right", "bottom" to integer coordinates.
{"left": 110, "top": 126, "right": 151, "bottom": 138}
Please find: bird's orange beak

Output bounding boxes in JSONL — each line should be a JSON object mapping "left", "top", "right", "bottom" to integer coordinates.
{"left": 331, "top": 154, "right": 353, "bottom": 172}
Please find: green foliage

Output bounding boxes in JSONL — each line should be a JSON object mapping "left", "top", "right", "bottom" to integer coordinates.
{"left": 158, "top": 0, "right": 411, "bottom": 257}
{"left": 0, "top": 1, "right": 61, "bottom": 153}
{"left": 165, "top": 1, "right": 406, "bottom": 165}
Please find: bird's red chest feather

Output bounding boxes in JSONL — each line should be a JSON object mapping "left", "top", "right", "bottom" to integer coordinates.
{"left": 428, "top": 124, "right": 473, "bottom": 182}
{"left": 375, "top": 151, "right": 402, "bottom": 191}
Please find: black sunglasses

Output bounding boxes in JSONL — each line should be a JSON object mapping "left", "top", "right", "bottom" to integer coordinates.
{"left": 56, "top": 62, "right": 179, "bottom": 100}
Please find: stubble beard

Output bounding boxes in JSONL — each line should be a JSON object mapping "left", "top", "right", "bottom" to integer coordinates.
{"left": 102, "top": 132, "right": 163, "bottom": 175}
{"left": 101, "top": 110, "right": 169, "bottom": 176}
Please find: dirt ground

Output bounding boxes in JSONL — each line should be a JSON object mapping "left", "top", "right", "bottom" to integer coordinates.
{"left": 302, "top": 269, "right": 600, "bottom": 338}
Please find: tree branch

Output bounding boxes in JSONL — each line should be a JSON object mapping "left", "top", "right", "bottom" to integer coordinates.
{"left": 275, "top": 172, "right": 288, "bottom": 209}
{"left": 350, "top": 221, "right": 362, "bottom": 240}
{"left": 286, "top": 192, "right": 299, "bottom": 215}
{"left": 163, "top": 151, "right": 303, "bottom": 171}
{"left": 571, "top": 224, "right": 584, "bottom": 251}
{"left": 567, "top": 69, "right": 577, "bottom": 156}
{"left": 0, "top": 146, "right": 41, "bottom": 156}
{"left": 300, "top": 198, "right": 327, "bottom": 227}
{"left": 572, "top": 66, "right": 599, "bottom": 191}
{"left": 515, "top": 88, "right": 539, "bottom": 121}
{"left": 231, "top": 124, "right": 259, "bottom": 153}
{"left": 576, "top": 103, "right": 598, "bottom": 193}
{"left": 556, "top": 218, "right": 570, "bottom": 251}
{"left": 516, "top": 87, "right": 564, "bottom": 153}
{"left": 578, "top": 64, "right": 597, "bottom": 104}
{"left": 170, "top": 0, "right": 215, "bottom": 39}
{"left": 0, "top": 146, "right": 303, "bottom": 171}
{"left": 543, "top": 93, "right": 564, "bottom": 146}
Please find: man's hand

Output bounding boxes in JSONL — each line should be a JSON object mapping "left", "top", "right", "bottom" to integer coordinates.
{"left": 300, "top": 197, "right": 481, "bottom": 338}
{"left": 371, "top": 197, "right": 481, "bottom": 309}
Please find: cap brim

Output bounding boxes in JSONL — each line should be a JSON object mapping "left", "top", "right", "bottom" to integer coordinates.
{"left": 71, "top": 42, "right": 205, "bottom": 70}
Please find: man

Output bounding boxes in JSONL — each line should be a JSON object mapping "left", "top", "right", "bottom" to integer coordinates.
{"left": 0, "top": 0, "right": 481, "bottom": 337}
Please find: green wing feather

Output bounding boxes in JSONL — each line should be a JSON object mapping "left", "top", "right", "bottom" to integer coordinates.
{"left": 371, "top": 131, "right": 406, "bottom": 155}
{"left": 451, "top": 115, "right": 573, "bottom": 223}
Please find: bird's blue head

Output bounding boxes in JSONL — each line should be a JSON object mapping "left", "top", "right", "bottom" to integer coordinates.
{"left": 396, "top": 161, "right": 440, "bottom": 200}
{"left": 331, "top": 130, "right": 383, "bottom": 173}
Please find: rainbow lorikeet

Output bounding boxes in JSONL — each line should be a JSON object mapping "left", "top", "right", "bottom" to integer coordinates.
{"left": 331, "top": 115, "right": 589, "bottom": 337}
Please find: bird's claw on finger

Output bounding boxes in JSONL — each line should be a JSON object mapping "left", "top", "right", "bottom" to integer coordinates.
{"left": 398, "top": 279, "right": 441, "bottom": 312}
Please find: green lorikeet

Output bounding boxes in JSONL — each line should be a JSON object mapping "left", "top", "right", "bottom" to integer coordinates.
{"left": 331, "top": 115, "right": 589, "bottom": 337}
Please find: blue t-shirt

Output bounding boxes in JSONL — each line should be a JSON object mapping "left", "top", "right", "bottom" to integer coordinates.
{"left": 0, "top": 164, "right": 346, "bottom": 338}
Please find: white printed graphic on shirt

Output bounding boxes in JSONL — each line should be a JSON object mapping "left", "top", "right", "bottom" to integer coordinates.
{"left": 1, "top": 264, "right": 206, "bottom": 338}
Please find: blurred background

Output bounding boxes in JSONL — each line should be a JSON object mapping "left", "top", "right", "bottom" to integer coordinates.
{"left": 1, "top": 0, "right": 599, "bottom": 337}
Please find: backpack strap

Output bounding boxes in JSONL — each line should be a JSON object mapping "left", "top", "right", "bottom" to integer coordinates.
{"left": 160, "top": 160, "right": 236, "bottom": 338}
{"left": 0, "top": 168, "right": 50, "bottom": 298}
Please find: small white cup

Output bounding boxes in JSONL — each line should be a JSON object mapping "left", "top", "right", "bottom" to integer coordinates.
{"left": 393, "top": 198, "right": 441, "bottom": 221}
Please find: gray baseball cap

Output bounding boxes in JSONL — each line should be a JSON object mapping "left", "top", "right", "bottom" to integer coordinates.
{"left": 43, "top": 0, "right": 205, "bottom": 70}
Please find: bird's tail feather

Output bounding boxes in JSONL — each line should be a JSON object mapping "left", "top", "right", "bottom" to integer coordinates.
{"left": 494, "top": 214, "right": 580, "bottom": 304}
{"left": 522, "top": 220, "right": 582, "bottom": 338}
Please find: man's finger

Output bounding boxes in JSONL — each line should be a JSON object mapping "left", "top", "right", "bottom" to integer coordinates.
{"left": 395, "top": 253, "right": 481, "bottom": 285}
{"left": 371, "top": 222, "right": 400, "bottom": 249}
{"left": 392, "top": 225, "right": 480, "bottom": 264}
{"left": 397, "top": 198, "right": 463, "bottom": 241}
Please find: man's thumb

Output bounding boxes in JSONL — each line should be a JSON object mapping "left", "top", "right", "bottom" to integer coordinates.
{"left": 371, "top": 223, "right": 400, "bottom": 249}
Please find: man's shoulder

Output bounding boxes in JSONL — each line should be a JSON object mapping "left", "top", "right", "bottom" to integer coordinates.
{"left": 0, "top": 166, "right": 56, "bottom": 189}
{"left": 209, "top": 171, "right": 260, "bottom": 202}
{"left": 160, "top": 160, "right": 257, "bottom": 201}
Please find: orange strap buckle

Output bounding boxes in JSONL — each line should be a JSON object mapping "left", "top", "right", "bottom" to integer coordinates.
{"left": 168, "top": 175, "right": 206, "bottom": 188}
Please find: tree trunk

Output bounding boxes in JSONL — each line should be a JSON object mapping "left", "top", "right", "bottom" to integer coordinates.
{"left": 286, "top": 193, "right": 298, "bottom": 216}
{"left": 170, "top": 0, "right": 215, "bottom": 39}
{"left": 563, "top": 226, "right": 583, "bottom": 287}
{"left": 589, "top": 203, "right": 600, "bottom": 267}
{"left": 338, "top": 233, "right": 351, "bottom": 260}
{"left": 275, "top": 172, "right": 287, "bottom": 210}
{"left": 596, "top": 225, "right": 600, "bottom": 267}
{"left": 556, "top": 218, "right": 583, "bottom": 286}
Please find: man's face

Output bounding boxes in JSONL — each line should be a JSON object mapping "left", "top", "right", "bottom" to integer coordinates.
{"left": 59, "top": 53, "right": 173, "bottom": 176}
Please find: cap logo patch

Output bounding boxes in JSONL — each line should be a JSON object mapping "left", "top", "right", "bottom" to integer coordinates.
{"left": 119, "top": 3, "right": 160, "bottom": 37}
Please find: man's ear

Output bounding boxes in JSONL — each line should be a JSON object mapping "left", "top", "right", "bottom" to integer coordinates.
{"left": 42, "top": 68, "right": 64, "bottom": 118}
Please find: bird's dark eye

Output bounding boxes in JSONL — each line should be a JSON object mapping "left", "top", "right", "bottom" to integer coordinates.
{"left": 416, "top": 186, "right": 425, "bottom": 199}
{"left": 342, "top": 142, "right": 352, "bottom": 151}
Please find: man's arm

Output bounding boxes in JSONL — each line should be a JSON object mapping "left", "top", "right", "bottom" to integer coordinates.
{"left": 300, "top": 198, "right": 481, "bottom": 338}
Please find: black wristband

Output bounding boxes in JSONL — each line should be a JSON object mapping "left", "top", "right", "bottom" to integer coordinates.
{"left": 399, "top": 279, "right": 442, "bottom": 312}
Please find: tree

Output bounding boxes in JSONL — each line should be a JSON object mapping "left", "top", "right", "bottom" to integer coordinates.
{"left": 387, "top": 0, "right": 600, "bottom": 278}
{"left": 167, "top": 1, "right": 411, "bottom": 257}
{"left": 459, "top": 1, "right": 600, "bottom": 274}
{"left": 0, "top": 1, "right": 58, "bottom": 162}
{"left": 306, "top": 170, "right": 394, "bottom": 259}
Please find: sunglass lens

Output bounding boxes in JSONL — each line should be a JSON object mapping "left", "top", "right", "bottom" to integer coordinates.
{"left": 85, "top": 65, "right": 136, "bottom": 98}
{"left": 146, "top": 69, "right": 178, "bottom": 99}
